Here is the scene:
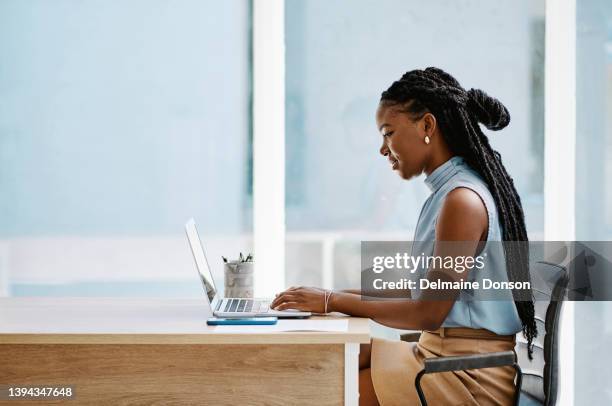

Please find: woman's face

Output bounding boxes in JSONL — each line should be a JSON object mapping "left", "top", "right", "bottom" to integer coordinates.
{"left": 376, "top": 103, "right": 431, "bottom": 180}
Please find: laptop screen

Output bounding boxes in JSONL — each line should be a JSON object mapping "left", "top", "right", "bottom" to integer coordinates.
{"left": 185, "top": 218, "right": 217, "bottom": 304}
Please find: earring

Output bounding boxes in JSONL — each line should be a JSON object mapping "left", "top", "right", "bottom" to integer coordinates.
{"left": 424, "top": 136, "right": 430, "bottom": 145}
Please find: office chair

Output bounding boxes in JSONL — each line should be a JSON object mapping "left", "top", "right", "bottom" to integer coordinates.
{"left": 401, "top": 261, "right": 568, "bottom": 406}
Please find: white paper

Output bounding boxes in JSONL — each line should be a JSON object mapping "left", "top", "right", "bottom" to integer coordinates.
{"left": 210, "top": 318, "right": 349, "bottom": 333}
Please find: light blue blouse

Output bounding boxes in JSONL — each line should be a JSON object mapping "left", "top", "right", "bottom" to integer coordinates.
{"left": 412, "top": 156, "right": 523, "bottom": 335}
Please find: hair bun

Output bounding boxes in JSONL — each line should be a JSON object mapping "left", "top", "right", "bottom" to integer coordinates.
{"left": 466, "top": 88, "right": 510, "bottom": 131}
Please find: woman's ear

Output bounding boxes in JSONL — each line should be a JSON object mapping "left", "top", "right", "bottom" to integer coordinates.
{"left": 422, "top": 113, "right": 437, "bottom": 137}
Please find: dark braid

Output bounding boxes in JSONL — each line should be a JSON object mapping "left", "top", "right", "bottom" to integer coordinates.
{"left": 380, "top": 67, "right": 537, "bottom": 359}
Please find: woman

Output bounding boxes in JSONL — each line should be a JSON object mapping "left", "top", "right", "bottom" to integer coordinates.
{"left": 271, "top": 67, "right": 536, "bottom": 405}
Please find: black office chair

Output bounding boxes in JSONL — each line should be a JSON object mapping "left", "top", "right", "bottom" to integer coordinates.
{"left": 401, "top": 261, "right": 568, "bottom": 406}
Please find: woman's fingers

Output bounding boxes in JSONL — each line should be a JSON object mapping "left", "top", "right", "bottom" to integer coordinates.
{"left": 275, "top": 287, "right": 299, "bottom": 298}
{"left": 271, "top": 286, "right": 325, "bottom": 312}
{"left": 271, "top": 293, "right": 299, "bottom": 308}
{"left": 274, "top": 301, "right": 302, "bottom": 311}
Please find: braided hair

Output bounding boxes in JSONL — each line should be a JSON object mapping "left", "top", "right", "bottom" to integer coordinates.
{"left": 380, "top": 67, "right": 537, "bottom": 359}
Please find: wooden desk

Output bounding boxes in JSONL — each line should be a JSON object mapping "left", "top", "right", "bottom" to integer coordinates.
{"left": 0, "top": 298, "right": 370, "bottom": 405}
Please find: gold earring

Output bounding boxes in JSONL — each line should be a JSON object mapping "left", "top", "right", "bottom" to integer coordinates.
{"left": 424, "top": 136, "right": 430, "bottom": 145}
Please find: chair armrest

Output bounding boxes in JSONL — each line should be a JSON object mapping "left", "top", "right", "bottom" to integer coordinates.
{"left": 415, "top": 351, "right": 522, "bottom": 406}
{"left": 423, "top": 351, "right": 516, "bottom": 373}
{"left": 400, "top": 332, "right": 421, "bottom": 342}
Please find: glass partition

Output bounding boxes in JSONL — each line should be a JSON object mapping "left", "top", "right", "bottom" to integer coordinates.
{"left": 575, "top": 0, "right": 612, "bottom": 402}
{"left": 285, "top": 0, "right": 545, "bottom": 294}
{"left": 0, "top": 0, "right": 252, "bottom": 297}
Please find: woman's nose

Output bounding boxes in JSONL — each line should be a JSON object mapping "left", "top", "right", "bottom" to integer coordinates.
{"left": 380, "top": 142, "right": 389, "bottom": 157}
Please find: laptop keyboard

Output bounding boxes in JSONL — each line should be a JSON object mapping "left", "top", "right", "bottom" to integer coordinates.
{"left": 222, "top": 299, "right": 269, "bottom": 313}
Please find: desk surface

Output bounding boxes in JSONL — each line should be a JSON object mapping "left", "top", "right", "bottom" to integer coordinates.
{"left": 0, "top": 298, "right": 371, "bottom": 345}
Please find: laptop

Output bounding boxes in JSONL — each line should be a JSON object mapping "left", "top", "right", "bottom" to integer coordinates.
{"left": 185, "top": 218, "right": 311, "bottom": 319}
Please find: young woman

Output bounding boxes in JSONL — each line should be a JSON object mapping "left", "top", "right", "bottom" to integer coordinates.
{"left": 271, "top": 67, "right": 536, "bottom": 405}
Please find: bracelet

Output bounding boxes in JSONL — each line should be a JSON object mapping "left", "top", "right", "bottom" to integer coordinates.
{"left": 324, "top": 290, "right": 333, "bottom": 314}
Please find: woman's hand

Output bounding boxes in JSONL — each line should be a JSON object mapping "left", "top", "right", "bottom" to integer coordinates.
{"left": 271, "top": 286, "right": 328, "bottom": 313}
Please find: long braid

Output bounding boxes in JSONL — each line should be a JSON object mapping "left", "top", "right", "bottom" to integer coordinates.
{"left": 381, "top": 67, "right": 537, "bottom": 359}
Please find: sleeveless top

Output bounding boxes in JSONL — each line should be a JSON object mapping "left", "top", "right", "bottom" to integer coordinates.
{"left": 411, "top": 156, "right": 522, "bottom": 335}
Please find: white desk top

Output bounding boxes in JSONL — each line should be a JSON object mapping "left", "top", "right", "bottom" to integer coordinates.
{"left": 0, "top": 298, "right": 371, "bottom": 344}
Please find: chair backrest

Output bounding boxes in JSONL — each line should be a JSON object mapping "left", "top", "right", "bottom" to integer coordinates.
{"left": 515, "top": 261, "right": 568, "bottom": 406}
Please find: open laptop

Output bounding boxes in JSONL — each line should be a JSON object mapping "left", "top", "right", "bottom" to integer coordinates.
{"left": 185, "top": 218, "right": 311, "bottom": 319}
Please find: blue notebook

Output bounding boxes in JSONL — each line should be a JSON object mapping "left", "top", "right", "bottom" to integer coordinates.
{"left": 206, "top": 317, "right": 278, "bottom": 326}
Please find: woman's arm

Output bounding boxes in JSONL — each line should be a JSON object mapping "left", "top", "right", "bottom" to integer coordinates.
{"left": 338, "top": 288, "right": 411, "bottom": 299}
{"left": 327, "top": 292, "right": 439, "bottom": 330}
{"left": 339, "top": 289, "right": 361, "bottom": 295}
{"left": 272, "top": 187, "right": 488, "bottom": 331}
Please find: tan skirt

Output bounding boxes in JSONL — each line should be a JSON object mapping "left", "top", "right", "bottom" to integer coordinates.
{"left": 371, "top": 328, "right": 518, "bottom": 406}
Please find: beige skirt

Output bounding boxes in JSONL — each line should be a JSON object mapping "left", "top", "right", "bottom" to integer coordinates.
{"left": 371, "top": 329, "right": 518, "bottom": 406}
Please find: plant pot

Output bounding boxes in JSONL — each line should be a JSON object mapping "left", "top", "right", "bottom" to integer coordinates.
{"left": 224, "top": 261, "right": 254, "bottom": 298}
